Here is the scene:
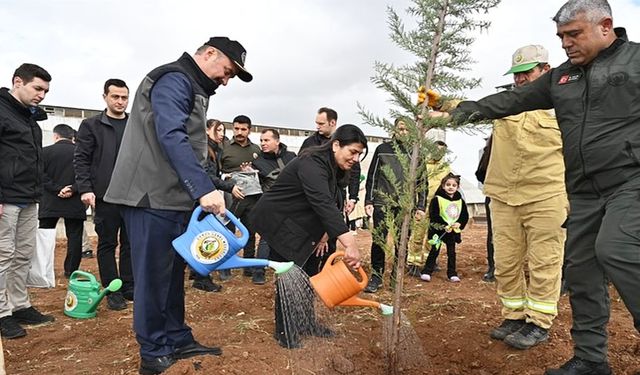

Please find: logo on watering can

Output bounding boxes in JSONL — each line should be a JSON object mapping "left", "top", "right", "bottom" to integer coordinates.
{"left": 191, "top": 231, "right": 229, "bottom": 264}
{"left": 64, "top": 291, "right": 78, "bottom": 312}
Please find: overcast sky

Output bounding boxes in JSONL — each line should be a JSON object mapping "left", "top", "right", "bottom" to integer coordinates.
{"left": 1, "top": 0, "right": 639, "bottom": 184}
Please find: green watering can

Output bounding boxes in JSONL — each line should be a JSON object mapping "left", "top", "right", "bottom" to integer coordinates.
{"left": 64, "top": 270, "right": 122, "bottom": 319}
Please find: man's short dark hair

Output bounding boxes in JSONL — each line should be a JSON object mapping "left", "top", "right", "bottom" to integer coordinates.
{"left": 53, "top": 124, "right": 76, "bottom": 140}
{"left": 233, "top": 115, "right": 252, "bottom": 127}
{"left": 318, "top": 107, "right": 338, "bottom": 123}
{"left": 261, "top": 128, "right": 280, "bottom": 140}
{"left": 13, "top": 63, "right": 51, "bottom": 84}
{"left": 103, "top": 78, "right": 128, "bottom": 95}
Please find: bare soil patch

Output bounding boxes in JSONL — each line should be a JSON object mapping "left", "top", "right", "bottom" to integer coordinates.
{"left": 4, "top": 224, "right": 639, "bottom": 374}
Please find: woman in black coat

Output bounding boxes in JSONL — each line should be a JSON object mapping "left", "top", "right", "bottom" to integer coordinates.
{"left": 251, "top": 124, "right": 367, "bottom": 348}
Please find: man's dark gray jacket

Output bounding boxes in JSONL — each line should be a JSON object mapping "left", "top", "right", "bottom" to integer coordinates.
{"left": 105, "top": 53, "right": 218, "bottom": 210}
{"left": 453, "top": 28, "right": 639, "bottom": 196}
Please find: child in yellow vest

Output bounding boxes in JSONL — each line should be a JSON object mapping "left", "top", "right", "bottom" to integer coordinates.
{"left": 420, "top": 173, "right": 469, "bottom": 282}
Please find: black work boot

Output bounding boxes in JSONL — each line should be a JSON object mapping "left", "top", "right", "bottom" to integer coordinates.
{"left": 504, "top": 322, "right": 548, "bottom": 349}
{"left": 490, "top": 319, "right": 525, "bottom": 340}
{"left": 482, "top": 267, "right": 495, "bottom": 282}
{"left": 544, "top": 356, "right": 612, "bottom": 375}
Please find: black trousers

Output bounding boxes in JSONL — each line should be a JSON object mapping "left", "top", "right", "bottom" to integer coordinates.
{"left": 39, "top": 217, "right": 84, "bottom": 276}
{"left": 94, "top": 199, "right": 133, "bottom": 290}
{"left": 228, "top": 195, "right": 259, "bottom": 259}
{"left": 422, "top": 238, "right": 457, "bottom": 278}
{"left": 303, "top": 238, "right": 336, "bottom": 277}
{"left": 564, "top": 187, "right": 640, "bottom": 362}
{"left": 485, "top": 197, "right": 495, "bottom": 271}
{"left": 370, "top": 206, "right": 402, "bottom": 279}
{"left": 121, "top": 207, "right": 193, "bottom": 360}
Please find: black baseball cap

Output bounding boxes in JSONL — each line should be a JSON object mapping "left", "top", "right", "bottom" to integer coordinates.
{"left": 205, "top": 37, "right": 253, "bottom": 82}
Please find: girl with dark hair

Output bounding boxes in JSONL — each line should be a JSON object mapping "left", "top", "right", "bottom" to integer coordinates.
{"left": 251, "top": 124, "right": 367, "bottom": 348}
{"left": 420, "top": 172, "right": 469, "bottom": 283}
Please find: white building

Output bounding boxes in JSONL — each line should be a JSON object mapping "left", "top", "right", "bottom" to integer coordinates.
{"left": 39, "top": 105, "right": 485, "bottom": 216}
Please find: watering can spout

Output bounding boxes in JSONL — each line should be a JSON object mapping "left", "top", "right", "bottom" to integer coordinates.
{"left": 88, "top": 278, "right": 122, "bottom": 312}
{"left": 379, "top": 303, "right": 394, "bottom": 316}
{"left": 215, "top": 255, "right": 269, "bottom": 271}
{"left": 269, "top": 261, "right": 294, "bottom": 274}
{"left": 339, "top": 296, "right": 382, "bottom": 309}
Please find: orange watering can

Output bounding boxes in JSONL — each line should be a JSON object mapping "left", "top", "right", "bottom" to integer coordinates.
{"left": 310, "top": 251, "right": 393, "bottom": 315}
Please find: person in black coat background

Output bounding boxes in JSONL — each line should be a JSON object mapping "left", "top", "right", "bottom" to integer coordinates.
{"left": 39, "top": 124, "right": 87, "bottom": 277}
{"left": 249, "top": 128, "right": 296, "bottom": 284}
{"left": 74, "top": 78, "right": 133, "bottom": 310}
{"left": 252, "top": 124, "right": 366, "bottom": 348}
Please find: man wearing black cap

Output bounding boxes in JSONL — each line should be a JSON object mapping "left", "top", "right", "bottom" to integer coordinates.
{"left": 104, "top": 37, "right": 252, "bottom": 375}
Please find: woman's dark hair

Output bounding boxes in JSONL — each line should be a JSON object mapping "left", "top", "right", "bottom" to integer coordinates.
{"left": 299, "top": 124, "right": 368, "bottom": 160}
{"left": 206, "top": 118, "right": 222, "bottom": 129}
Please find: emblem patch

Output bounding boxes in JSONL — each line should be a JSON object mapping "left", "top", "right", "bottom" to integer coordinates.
{"left": 191, "top": 231, "right": 229, "bottom": 264}
{"left": 558, "top": 72, "right": 582, "bottom": 85}
{"left": 64, "top": 291, "right": 78, "bottom": 311}
{"left": 607, "top": 72, "right": 628, "bottom": 86}
{"left": 445, "top": 203, "right": 460, "bottom": 221}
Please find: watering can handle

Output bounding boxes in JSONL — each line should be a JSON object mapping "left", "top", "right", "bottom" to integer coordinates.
{"left": 191, "top": 206, "right": 249, "bottom": 244}
{"left": 324, "top": 251, "right": 368, "bottom": 289}
{"left": 69, "top": 270, "right": 97, "bottom": 283}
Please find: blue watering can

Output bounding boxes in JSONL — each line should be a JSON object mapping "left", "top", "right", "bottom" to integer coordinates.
{"left": 172, "top": 206, "right": 293, "bottom": 276}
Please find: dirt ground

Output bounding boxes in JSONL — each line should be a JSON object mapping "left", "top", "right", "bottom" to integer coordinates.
{"left": 3, "top": 223, "right": 639, "bottom": 375}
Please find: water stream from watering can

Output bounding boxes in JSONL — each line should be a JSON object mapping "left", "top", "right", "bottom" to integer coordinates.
{"left": 382, "top": 311, "right": 427, "bottom": 371}
{"left": 275, "top": 265, "right": 334, "bottom": 348}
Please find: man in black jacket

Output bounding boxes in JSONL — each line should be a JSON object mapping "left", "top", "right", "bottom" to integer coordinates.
{"left": 250, "top": 129, "right": 296, "bottom": 284}
{"left": 39, "top": 124, "right": 87, "bottom": 278}
{"left": 363, "top": 118, "right": 427, "bottom": 293}
{"left": 433, "top": 1, "right": 639, "bottom": 373}
{"left": 0, "top": 63, "right": 55, "bottom": 340}
{"left": 74, "top": 79, "right": 133, "bottom": 311}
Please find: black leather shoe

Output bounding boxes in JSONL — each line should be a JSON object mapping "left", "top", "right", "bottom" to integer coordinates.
{"left": 122, "top": 288, "right": 135, "bottom": 301}
{"left": 107, "top": 292, "right": 127, "bottom": 311}
{"left": 252, "top": 269, "right": 266, "bottom": 285}
{"left": 192, "top": 277, "right": 222, "bottom": 292}
{"left": 173, "top": 341, "right": 222, "bottom": 359}
{"left": 12, "top": 306, "right": 55, "bottom": 325}
{"left": 544, "top": 356, "right": 612, "bottom": 375}
{"left": 139, "top": 355, "right": 176, "bottom": 375}
{"left": 0, "top": 316, "right": 26, "bottom": 339}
